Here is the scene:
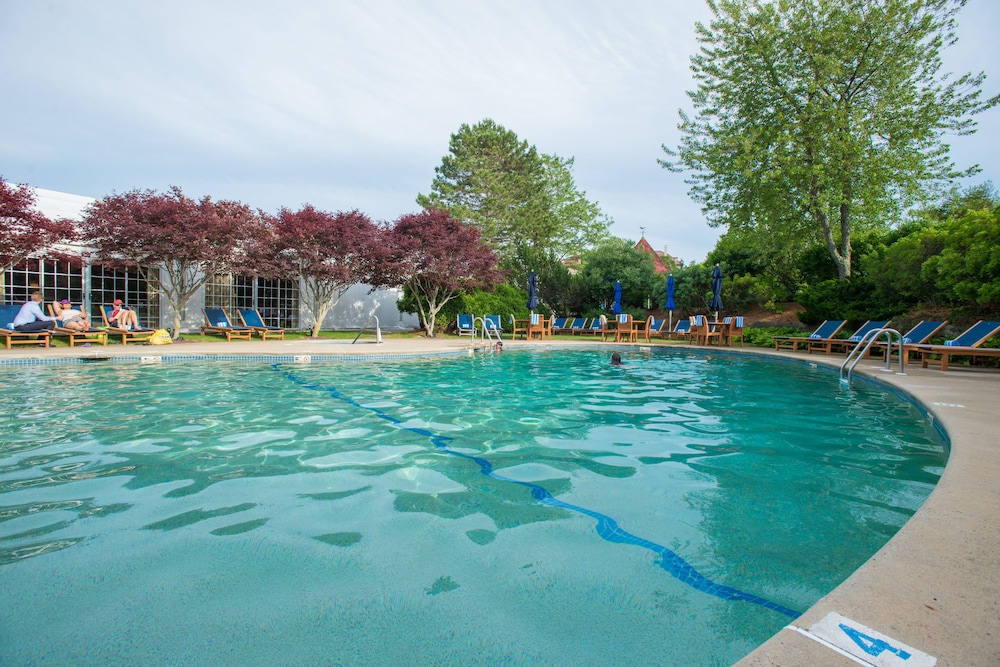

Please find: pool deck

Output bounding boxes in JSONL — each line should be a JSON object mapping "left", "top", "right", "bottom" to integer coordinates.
{"left": 2, "top": 336, "right": 997, "bottom": 667}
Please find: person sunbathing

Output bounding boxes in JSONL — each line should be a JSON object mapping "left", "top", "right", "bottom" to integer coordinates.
{"left": 108, "top": 299, "right": 140, "bottom": 329}
{"left": 53, "top": 299, "right": 90, "bottom": 331}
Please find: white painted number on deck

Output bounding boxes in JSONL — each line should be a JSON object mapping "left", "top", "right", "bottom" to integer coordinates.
{"left": 840, "top": 623, "right": 911, "bottom": 660}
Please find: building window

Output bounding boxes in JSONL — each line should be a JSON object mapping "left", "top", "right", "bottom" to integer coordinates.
{"left": 89, "top": 265, "right": 160, "bottom": 328}
{"left": 206, "top": 274, "right": 299, "bottom": 328}
{"left": 3, "top": 258, "right": 84, "bottom": 306}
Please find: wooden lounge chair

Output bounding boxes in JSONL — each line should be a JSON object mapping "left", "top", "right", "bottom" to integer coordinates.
{"left": 690, "top": 315, "right": 722, "bottom": 346}
{"left": 774, "top": 320, "right": 846, "bottom": 352}
{"left": 202, "top": 308, "right": 253, "bottom": 342}
{"left": 909, "top": 321, "right": 1000, "bottom": 371}
{"left": 101, "top": 305, "right": 155, "bottom": 346}
{"left": 665, "top": 319, "right": 692, "bottom": 341}
{"left": 869, "top": 321, "right": 948, "bottom": 364}
{"left": 568, "top": 317, "right": 590, "bottom": 335}
{"left": 456, "top": 314, "right": 476, "bottom": 337}
{"left": 237, "top": 308, "right": 286, "bottom": 340}
{"left": 808, "top": 320, "right": 889, "bottom": 355}
{"left": 646, "top": 317, "right": 668, "bottom": 341}
{"left": 0, "top": 304, "right": 52, "bottom": 349}
{"left": 46, "top": 304, "right": 108, "bottom": 347}
{"left": 550, "top": 317, "right": 571, "bottom": 335}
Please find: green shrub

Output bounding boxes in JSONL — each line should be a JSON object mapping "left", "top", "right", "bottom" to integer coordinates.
{"left": 742, "top": 326, "right": 803, "bottom": 348}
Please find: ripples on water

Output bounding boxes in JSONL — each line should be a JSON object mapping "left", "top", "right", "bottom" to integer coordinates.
{"left": 0, "top": 350, "right": 947, "bottom": 666}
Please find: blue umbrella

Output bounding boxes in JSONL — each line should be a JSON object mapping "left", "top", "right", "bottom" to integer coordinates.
{"left": 527, "top": 271, "right": 538, "bottom": 311}
{"left": 612, "top": 280, "right": 622, "bottom": 315}
{"left": 666, "top": 274, "right": 676, "bottom": 331}
{"left": 709, "top": 264, "right": 723, "bottom": 318}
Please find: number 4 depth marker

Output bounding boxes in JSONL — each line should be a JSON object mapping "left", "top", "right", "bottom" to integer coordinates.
{"left": 789, "top": 612, "right": 937, "bottom": 666}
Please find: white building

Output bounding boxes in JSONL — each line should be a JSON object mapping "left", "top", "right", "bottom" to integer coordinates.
{"left": 6, "top": 188, "right": 419, "bottom": 333}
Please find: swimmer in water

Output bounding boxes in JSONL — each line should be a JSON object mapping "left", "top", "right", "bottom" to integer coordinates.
{"left": 610, "top": 352, "right": 623, "bottom": 366}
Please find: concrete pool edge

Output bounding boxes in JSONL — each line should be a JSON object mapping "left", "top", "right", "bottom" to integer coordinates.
{"left": 1, "top": 338, "right": 996, "bottom": 666}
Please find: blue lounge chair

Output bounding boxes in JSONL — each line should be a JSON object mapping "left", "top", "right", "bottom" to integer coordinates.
{"left": 0, "top": 304, "right": 52, "bottom": 349}
{"left": 237, "top": 308, "right": 286, "bottom": 340}
{"left": 550, "top": 317, "right": 571, "bottom": 335}
{"left": 808, "top": 320, "right": 890, "bottom": 355}
{"left": 911, "top": 321, "right": 1000, "bottom": 371}
{"left": 202, "top": 308, "right": 253, "bottom": 342}
{"left": 665, "top": 319, "right": 692, "bottom": 341}
{"left": 774, "top": 320, "right": 847, "bottom": 352}
{"left": 870, "top": 321, "right": 947, "bottom": 363}
{"left": 483, "top": 315, "right": 502, "bottom": 339}
{"left": 457, "top": 314, "right": 476, "bottom": 337}
{"left": 568, "top": 317, "right": 590, "bottom": 334}
{"left": 100, "top": 305, "right": 155, "bottom": 345}
{"left": 646, "top": 317, "right": 668, "bottom": 340}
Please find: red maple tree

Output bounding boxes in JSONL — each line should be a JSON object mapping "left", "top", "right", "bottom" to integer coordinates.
{"left": 79, "top": 186, "right": 258, "bottom": 337}
{"left": 386, "top": 208, "right": 502, "bottom": 337}
{"left": 255, "top": 206, "right": 383, "bottom": 337}
{"left": 0, "top": 176, "right": 77, "bottom": 272}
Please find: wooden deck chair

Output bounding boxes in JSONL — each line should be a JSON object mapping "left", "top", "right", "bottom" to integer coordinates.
{"left": 46, "top": 304, "right": 108, "bottom": 347}
{"left": 202, "top": 308, "right": 253, "bottom": 342}
{"left": 871, "top": 321, "right": 948, "bottom": 364}
{"left": 690, "top": 315, "right": 722, "bottom": 346}
{"left": 237, "top": 308, "right": 286, "bottom": 340}
{"left": 646, "top": 317, "right": 668, "bottom": 341}
{"left": 613, "top": 313, "right": 635, "bottom": 342}
{"left": 665, "top": 319, "right": 692, "bottom": 341}
{"left": 723, "top": 316, "right": 745, "bottom": 347}
{"left": 527, "top": 313, "right": 548, "bottom": 340}
{"left": 509, "top": 314, "right": 528, "bottom": 339}
{"left": 100, "top": 305, "right": 155, "bottom": 346}
{"left": 910, "top": 321, "right": 1000, "bottom": 371}
{"left": 808, "top": 320, "right": 889, "bottom": 355}
{"left": 550, "top": 317, "right": 571, "bottom": 335}
{"left": 0, "top": 304, "right": 52, "bottom": 349}
{"left": 774, "top": 320, "right": 846, "bottom": 352}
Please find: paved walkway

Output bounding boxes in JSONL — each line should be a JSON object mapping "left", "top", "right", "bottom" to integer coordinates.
{"left": 2, "top": 336, "right": 997, "bottom": 666}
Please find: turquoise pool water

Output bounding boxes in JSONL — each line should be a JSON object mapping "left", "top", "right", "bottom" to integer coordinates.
{"left": 0, "top": 349, "right": 947, "bottom": 666}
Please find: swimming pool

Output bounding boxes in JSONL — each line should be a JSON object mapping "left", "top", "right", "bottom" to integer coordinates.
{"left": 0, "top": 349, "right": 948, "bottom": 666}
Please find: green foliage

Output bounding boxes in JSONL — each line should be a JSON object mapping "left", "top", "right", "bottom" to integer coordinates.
{"left": 664, "top": 0, "right": 998, "bottom": 280}
{"left": 670, "top": 263, "right": 714, "bottom": 314}
{"left": 455, "top": 284, "right": 531, "bottom": 331}
{"left": 577, "top": 238, "right": 659, "bottom": 313}
{"left": 418, "top": 119, "right": 612, "bottom": 278}
{"left": 797, "top": 278, "right": 905, "bottom": 326}
{"left": 742, "top": 326, "right": 805, "bottom": 348}
{"left": 724, "top": 273, "right": 786, "bottom": 313}
{"left": 923, "top": 208, "right": 1000, "bottom": 305}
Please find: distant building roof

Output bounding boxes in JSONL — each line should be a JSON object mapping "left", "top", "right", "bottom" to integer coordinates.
{"left": 634, "top": 238, "right": 677, "bottom": 275}
{"left": 31, "top": 187, "right": 95, "bottom": 221}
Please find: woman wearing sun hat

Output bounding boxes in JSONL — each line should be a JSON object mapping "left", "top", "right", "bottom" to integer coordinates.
{"left": 52, "top": 299, "right": 90, "bottom": 331}
{"left": 108, "top": 299, "right": 140, "bottom": 330}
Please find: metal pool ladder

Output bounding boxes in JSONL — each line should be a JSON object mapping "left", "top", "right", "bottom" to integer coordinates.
{"left": 840, "top": 327, "right": 905, "bottom": 386}
{"left": 475, "top": 317, "right": 502, "bottom": 351}
{"left": 352, "top": 314, "right": 382, "bottom": 344}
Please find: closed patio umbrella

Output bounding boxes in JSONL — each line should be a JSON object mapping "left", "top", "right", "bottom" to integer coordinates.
{"left": 666, "top": 274, "right": 675, "bottom": 331}
{"left": 527, "top": 271, "right": 538, "bottom": 312}
{"left": 612, "top": 280, "right": 622, "bottom": 315}
{"left": 709, "top": 264, "right": 723, "bottom": 320}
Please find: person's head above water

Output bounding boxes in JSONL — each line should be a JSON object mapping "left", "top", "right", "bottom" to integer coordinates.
{"left": 610, "top": 352, "right": 623, "bottom": 366}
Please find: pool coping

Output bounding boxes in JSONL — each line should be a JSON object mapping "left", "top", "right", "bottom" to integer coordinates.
{"left": 1, "top": 337, "right": 997, "bottom": 666}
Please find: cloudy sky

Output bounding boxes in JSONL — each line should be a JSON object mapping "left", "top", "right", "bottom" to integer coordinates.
{"left": 2, "top": 1, "right": 998, "bottom": 264}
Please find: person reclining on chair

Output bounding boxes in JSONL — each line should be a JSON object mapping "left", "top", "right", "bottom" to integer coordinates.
{"left": 108, "top": 299, "right": 139, "bottom": 330}
{"left": 53, "top": 299, "right": 91, "bottom": 331}
{"left": 12, "top": 292, "right": 56, "bottom": 332}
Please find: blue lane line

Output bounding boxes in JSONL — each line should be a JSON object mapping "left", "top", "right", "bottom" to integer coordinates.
{"left": 276, "top": 365, "right": 801, "bottom": 619}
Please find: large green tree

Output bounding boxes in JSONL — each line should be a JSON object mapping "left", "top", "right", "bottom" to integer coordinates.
{"left": 663, "top": 0, "right": 998, "bottom": 280}
{"left": 418, "top": 119, "right": 611, "bottom": 270}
